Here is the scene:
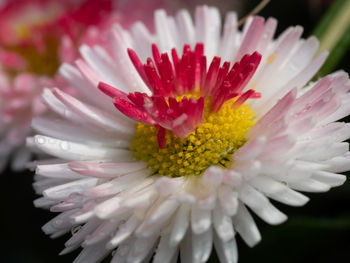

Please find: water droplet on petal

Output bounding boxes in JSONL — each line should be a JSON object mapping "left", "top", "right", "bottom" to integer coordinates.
{"left": 53, "top": 219, "right": 63, "bottom": 227}
{"left": 36, "top": 136, "right": 46, "bottom": 144}
{"left": 60, "top": 141, "right": 70, "bottom": 150}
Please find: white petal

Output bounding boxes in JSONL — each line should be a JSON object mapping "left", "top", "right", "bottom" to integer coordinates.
{"left": 33, "top": 197, "right": 58, "bottom": 208}
{"left": 232, "top": 202, "right": 261, "bottom": 247}
{"left": 192, "top": 226, "right": 213, "bottom": 263}
{"left": 34, "top": 135, "right": 132, "bottom": 162}
{"left": 191, "top": 204, "right": 211, "bottom": 235}
{"left": 64, "top": 217, "right": 101, "bottom": 249}
{"left": 59, "top": 63, "right": 115, "bottom": 112}
{"left": 84, "top": 169, "right": 150, "bottom": 198}
{"left": 250, "top": 176, "right": 309, "bottom": 206}
{"left": 155, "top": 176, "right": 184, "bottom": 196}
{"left": 219, "top": 11, "right": 238, "bottom": 61}
{"left": 176, "top": 10, "right": 195, "bottom": 48}
{"left": 126, "top": 235, "right": 158, "bottom": 263}
{"left": 288, "top": 178, "right": 331, "bottom": 192}
{"left": 217, "top": 185, "right": 239, "bottom": 216}
{"left": 36, "top": 163, "right": 83, "bottom": 180}
{"left": 213, "top": 205, "right": 235, "bottom": 242}
{"left": 73, "top": 241, "right": 111, "bottom": 263}
{"left": 52, "top": 88, "right": 134, "bottom": 137}
{"left": 32, "top": 117, "right": 129, "bottom": 148}
{"left": 83, "top": 220, "right": 118, "bottom": 246}
{"left": 136, "top": 198, "right": 178, "bottom": 238}
{"left": 256, "top": 17, "right": 277, "bottom": 55}
{"left": 322, "top": 153, "right": 350, "bottom": 172}
{"left": 42, "top": 209, "right": 78, "bottom": 235}
{"left": 169, "top": 203, "right": 191, "bottom": 247}
{"left": 312, "top": 171, "right": 346, "bottom": 187}
{"left": 153, "top": 234, "right": 178, "bottom": 263}
{"left": 239, "top": 184, "right": 287, "bottom": 225}
{"left": 248, "top": 88, "right": 296, "bottom": 139}
{"left": 195, "top": 6, "right": 221, "bottom": 60}
{"left": 202, "top": 166, "right": 224, "bottom": 187}
{"left": 265, "top": 51, "right": 328, "bottom": 114}
{"left": 111, "top": 238, "right": 133, "bottom": 263}
{"left": 43, "top": 178, "right": 98, "bottom": 200}
{"left": 94, "top": 196, "right": 124, "bottom": 219}
{"left": 146, "top": 198, "right": 179, "bottom": 226}
{"left": 234, "top": 136, "right": 266, "bottom": 161}
{"left": 130, "top": 22, "right": 154, "bottom": 61}
{"left": 122, "top": 184, "right": 158, "bottom": 209}
{"left": 69, "top": 161, "right": 147, "bottom": 178}
{"left": 108, "top": 216, "right": 141, "bottom": 249}
{"left": 235, "top": 16, "right": 264, "bottom": 61}
{"left": 109, "top": 27, "right": 150, "bottom": 94}
{"left": 41, "top": 88, "right": 81, "bottom": 124}
{"left": 79, "top": 45, "right": 125, "bottom": 89}
{"left": 214, "top": 231, "right": 238, "bottom": 263}
{"left": 155, "top": 9, "right": 176, "bottom": 52}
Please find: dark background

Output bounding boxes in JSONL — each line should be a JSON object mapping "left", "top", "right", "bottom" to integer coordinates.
{"left": 1, "top": 0, "right": 350, "bottom": 262}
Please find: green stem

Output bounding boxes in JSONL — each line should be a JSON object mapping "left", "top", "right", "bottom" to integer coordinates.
{"left": 313, "top": 0, "right": 350, "bottom": 76}
{"left": 319, "top": 24, "right": 350, "bottom": 76}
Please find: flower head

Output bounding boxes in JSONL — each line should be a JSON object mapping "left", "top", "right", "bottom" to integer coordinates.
{"left": 30, "top": 6, "right": 350, "bottom": 263}
{"left": 0, "top": 0, "right": 158, "bottom": 171}
{"left": 0, "top": 0, "right": 114, "bottom": 71}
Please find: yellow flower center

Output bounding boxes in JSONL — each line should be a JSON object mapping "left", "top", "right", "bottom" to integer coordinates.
{"left": 4, "top": 36, "right": 60, "bottom": 76}
{"left": 130, "top": 97, "right": 255, "bottom": 177}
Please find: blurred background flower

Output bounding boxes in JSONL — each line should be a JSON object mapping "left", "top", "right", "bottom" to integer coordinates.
{"left": 0, "top": 0, "right": 169, "bottom": 171}
{"left": 0, "top": 0, "right": 114, "bottom": 171}
{"left": 0, "top": 0, "right": 350, "bottom": 263}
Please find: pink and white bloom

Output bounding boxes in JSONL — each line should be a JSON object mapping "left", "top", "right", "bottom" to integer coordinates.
{"left": 30, "top": 6, "right": 350, "bottom": 263}
{"left": 0, "top": 0, "right": 164, "bottom": 171}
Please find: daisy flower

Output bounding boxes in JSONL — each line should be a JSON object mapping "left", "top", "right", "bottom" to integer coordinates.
{"left": 30, "top": 5, "right": 350, "bottom": 263}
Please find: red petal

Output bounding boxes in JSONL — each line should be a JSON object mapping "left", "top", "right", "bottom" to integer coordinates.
{"left": 98, "top": 82, "right": 128, "bottom": 100}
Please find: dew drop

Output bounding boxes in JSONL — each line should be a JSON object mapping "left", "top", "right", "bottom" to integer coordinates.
{"left": 60, "top": 141, "right": 70, "bottom": 150}
{"left": 36, "top": 136, "right": 46, "bottom": 144}
{"left": 53, "top": 219, "right": 63, "bottom": 227}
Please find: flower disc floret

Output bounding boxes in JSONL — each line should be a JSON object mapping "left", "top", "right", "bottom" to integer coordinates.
{"left": 131, "top": 97, "right": 255, "bottom": 177}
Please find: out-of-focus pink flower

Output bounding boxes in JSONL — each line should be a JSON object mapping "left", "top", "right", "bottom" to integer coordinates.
{"left": 0, "top": 0, "right": 115, "bottom": 73}
{"left": 0, "top": 0, "right": 169, "bottom": 171}
{"left": 0, "top": 71, "right": 55, "bottom": 170}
